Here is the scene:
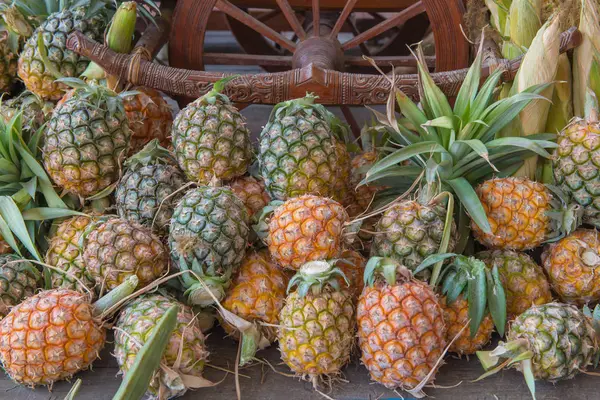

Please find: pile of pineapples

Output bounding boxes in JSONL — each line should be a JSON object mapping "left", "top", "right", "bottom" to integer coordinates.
{"left": 0, "top": 0, "right": 600, "bottom": 399}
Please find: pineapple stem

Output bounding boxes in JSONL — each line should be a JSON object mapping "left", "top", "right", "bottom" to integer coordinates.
{"left": 112, "top": 305, "right": 179, "bottom": 400}
{"left": 91, "top": 275, "right": 138, "bottom": 317}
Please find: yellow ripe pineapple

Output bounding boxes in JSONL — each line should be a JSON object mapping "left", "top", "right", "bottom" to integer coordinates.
{"left": 334, "top": 249, "right": 366, "bottom": 298}
{"left": 266, "top": 195, "right": 349, "bottom": 270}
{"left": 472, "top": 177, "right": 579, "bottom": 250}
{"left": 542, "top": 229, "right": 600, "bottom": 305}
{"left": 221, "top": 250, "right": 289, "bottom": 344}
{"left": 478, "top": 250, "right": 553, "bottom": 317}
{"left": 229, "top": 176, "right": 271, "bottom": 217}
{"left": 441, "top": 295, "right": 495, "bottom": 356}
{"left": 278, "top": 261, "right": 355, "bottom": 388}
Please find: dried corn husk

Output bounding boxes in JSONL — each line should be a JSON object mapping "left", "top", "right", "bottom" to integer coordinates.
{"left": 573, "top": 0, "right": 600, "bottom": 116}
{"left": 502, "top": 0, "right": 543, "bottom": 59}
{"left": 505, "top": 16, "right": 560, "bottom": 178}
{"left": 486, "top": 0, "right": 511, "bottom": 34}
{"left": 545, "top": 53, "right": 573, "bottom": 133}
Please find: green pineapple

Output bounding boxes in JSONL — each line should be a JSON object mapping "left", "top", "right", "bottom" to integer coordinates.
{"left": 258, "top": 94, "right": 350, "bottom": 201}
{"left": 42, "top": 79, "right": 131, "bottom": 197}
{"left": 0, "top": 254, "right": 41, "bottom": 316}
{"left": 172, "top": 78, "right": 252, "bottom": 183}
{"left": 477, "top": 303, "right": 599, "bottom": 398}
{"left": 0, "top": 91, "right": 52, "bottom": 137}
{"left": 168, "top": 186, "right": 249, "bottom": 306}
{"left": 114, "top": 294, "right": 209, "bottom": 399}
{"left": 115, "top": 140, "right": 186, "bottom": 235}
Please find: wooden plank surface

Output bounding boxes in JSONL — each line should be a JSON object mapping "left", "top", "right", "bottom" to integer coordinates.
{"left": 1, "top": 327, "right": 598, "bottom": 400}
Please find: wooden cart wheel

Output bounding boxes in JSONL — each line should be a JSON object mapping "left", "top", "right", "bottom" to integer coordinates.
{"left": 168, "top": 0, "right": 469, "bottom": 105}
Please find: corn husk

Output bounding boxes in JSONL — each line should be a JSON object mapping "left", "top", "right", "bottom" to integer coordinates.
{"left": 573, "top": 0, "right": 600, "bottom": 117}
{"left": 545, "top": 53, "right": 573, "bottom": 133}
{"left": 486, "top": 0, "right": 511, "bottom": 34}
{"left": 502, "top": 0, "right": 543, "bottom": 59}
{"left": 505, "top": 16, "right": 561, "bottom": 178}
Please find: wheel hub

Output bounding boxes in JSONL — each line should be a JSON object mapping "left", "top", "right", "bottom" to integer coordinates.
{"left": 292, "top": 36, "right": 344, "bottom": 71}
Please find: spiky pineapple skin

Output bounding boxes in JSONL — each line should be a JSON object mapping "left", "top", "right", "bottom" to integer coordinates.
{"left": 267, "top": 195, "right": 348, "bottom": 270}
{"left": 172, "top": 97, "right": 252, "bottom": 183}
{"left": 123, "top": 87, "right": 173, "bottom": 154}
{"left": 115, "top": 161, "right": 186, "bottom": 234}
{"left": 229, "top": 176, "right": 271, "bottom": 217}
{"left": 478, "top": 250, "right": 552, "bottom": 317}
{"left": 0, "top": 93, "right": 50, "bottom": 136}
{"left": 258, "top": 106, "right": 341, "bottom": 201}
{"left": 472, "top": 177, "right": 551, "bottom": 250}
{"left": 441, "top": 295, "right": 494, "bottom": 355}
{"left": 553, "top": 118, "right": 600, "bottom": 227}
{"left": 46, "top": 216, "right": 96, "bottom": 294}
{"left": 371, "top": 200, "right": 457, "bottom": 272}
{"left": 0, "top": 40, "right": 16, "bottom": 94}
{"left": 351, "top": 151, "right": 386, "bottom": 209}
{"left": 18, "top": 8, "right": 105, "bottom": 100}
{"left": 278, "top": 288, "right": 355, "bottom": 378}
{"left": 0, "top": 289, "right": 105, "bottom": 386}
{"left": 42, "top": 89, "right": 131, "bottom": 197}
{"left": 114, "top": 294, "right": 209, "bottom": 399}
{"left": 221, "top": 251, "right": 288, "bottom": 342}
{"left": 169, "top": 187, "right": 249, "bottom": 298}
{"left": 542, "top": 229, "right": 600, "bottom": 305}
{"left": 83, "top": 218, "right": 168, "bottom": 292}
{"left": 0, "top": 255, "right": 41, "bottom": 316}
{"left": 357, "top": 277, "right": 446, "bottom": 389}
{"left": 335, "top": 249, "right": 366, "bottom": 298}
{"left": 508, "top": 303, "right": 597, "bottom": 381}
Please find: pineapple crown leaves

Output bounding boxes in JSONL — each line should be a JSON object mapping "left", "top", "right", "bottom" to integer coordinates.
{"left": 124, "top": 139, "right": 176, "bottom": 169}
{"left": 267, "top": 93, "right": 351, "bottom": 143}
{"left": 416, "top": 253, "right": 507, "bottom": 338}
{"left": 287, "top": 260, "right": 349, "bottom": 297}
{"left": 363, "top": 256, "right": 412, "bottom": 288}
{"left": 583, "top": 304, "right": 600, "bottom": 368}
{"left": 543, "top": 184, "right": 584, "bottom": 242}
{"left": 251, "top": 200, "right": 284, "bottom": 241}
{"left": 177, "top": 256, "right": 230, "bottom": 306}
{"left": 198, "top": 75, "right": 240, "bottom": 106}
{"left": 361, "top": 32, "right": 558, "bottom": 235}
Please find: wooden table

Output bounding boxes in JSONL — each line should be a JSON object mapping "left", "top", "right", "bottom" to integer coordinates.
{"left": 0, "top": 327, "right": 597, "bottom": 400}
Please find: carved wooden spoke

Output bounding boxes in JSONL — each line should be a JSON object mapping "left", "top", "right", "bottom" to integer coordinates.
{"left": 275, "top": 0, "right": 306, "bottom": 40}
{"left": 258, "top": 9, "right": 281, "bottom": 23}
{"left": 342, "top": 1, "right": 426, "bottom": 51}
{"left": 215, "top": 0, "right": 296, "bottom": 52}
{"left": 312, "top": 0, "right": 320, "bottom": 37}
{"left": 329, "top": 0, "right": 358, "bottom": 38}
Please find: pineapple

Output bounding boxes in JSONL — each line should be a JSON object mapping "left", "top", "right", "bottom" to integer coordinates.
{"left": 334, "top": 249, "right": 366, "bottom": 298}
{"left": 442, "top": 295, "right": 495, "bottom": 356}
{"left": 114, "top": 294, "right": 209, "bottom": 399}
{"left": 115, "top": 140, "right": 186, "bottom": 235}
{"left": 278, "top": 261, "right": 355, "bottom": 388}
{"left": 371, "top": 200, "right": 457, "bottom": 273}
{"left": 265, "top": 194, "right": 348, "bottom": 270}
{"left": 553, "top": 99, "right": 600, "bottom": 227}
{"left": 478, "top": 249, "right": 552, "bottom": 317}
{"left": 18, "top": 6, "right": 106, "bottom": 100}
{"left": 46, "top": 215, "right": 96, "bottom": 294}
{"left": 43, "top": 79, "right": 131, "bottom": 198}
{"left": 0, "top": 91, "right": 52, "bottom": 137}
{"left": 123, "top": 86, "right": 173, "bottom": 154}
{"left": 362, "top": 39, "right": 556, "bottom": 267}
{"left": 477, "top": 303, "right": 598, "bottom": 398}
{"left": 357, "top": 258, "right": 446, "bottom": 394}
{"left": 169, "top": 186, "right": 249, "bottom": 306}
{"left": 419, "top": 254, "right": 507, "bottom": 356}
{"left": 0, "top": 254, "right": 41, "bottom": 316}
{"left": 542, "top": 229, "right": 600, "bottom": 305}
{"left": 0, "top": 277, "right": 138, "bottom": 387}
{"left": 172, "top": 78, "right": 252, "bottom": 183}
{"left": 221, "top": 250, "right": 288, "bottom": 344}
{"left": 229, "top": 175, "right": 271, "bottom": 217}
{"left": 258, "top": 94, "right": 350, "bottom": 201}
{"left": 83, "top": 217, "right": 168, "bottom": 294}
{"left": 472, "top": 177, "right": 552, "bottom": 250}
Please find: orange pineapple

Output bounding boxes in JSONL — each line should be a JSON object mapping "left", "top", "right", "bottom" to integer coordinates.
{"left": 221, "top": 250, "right": 289, "bottom": 343}
{"left": 441, "top": 295, "right": 494, "bottom": 355}
{"left": 229, "top": 176, "right": 271, "bottom": 217}
{"left": 266, "top": 195, "right": 349, "bottom": 270}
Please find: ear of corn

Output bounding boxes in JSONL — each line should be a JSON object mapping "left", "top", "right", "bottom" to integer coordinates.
{"left": 573, "top": 0, "right": 600, "bottom": 116}
{"left": 504, "top": 16, "right": 561, "bottom": 179}
{"left": 502, "top": 0, "right": 543, "bottom": 59}
{"left": 546, "top": 53, "right": 574, "bottom": 133}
